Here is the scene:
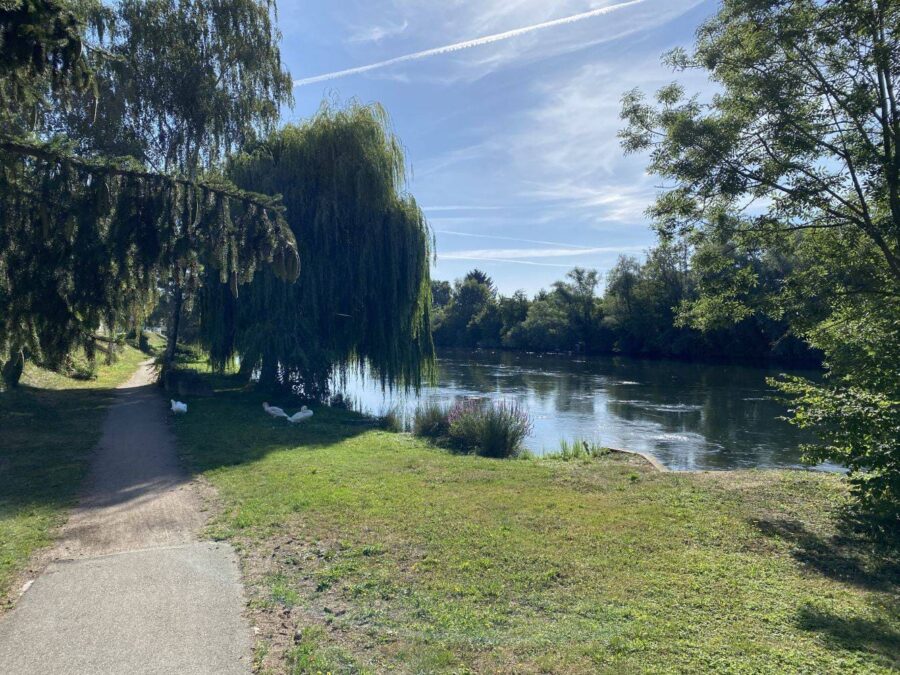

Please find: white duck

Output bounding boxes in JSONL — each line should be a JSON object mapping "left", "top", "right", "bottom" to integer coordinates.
{"left": 287, "top": 406, "right": 313, "bottom": 424}
{"left": 170, "top": 399, "right": 188, "bottom": 414}
{"left": 263, "top": 402, "right": 288, "bottom": 419}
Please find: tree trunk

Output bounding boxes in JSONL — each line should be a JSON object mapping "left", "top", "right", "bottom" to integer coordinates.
{"left": 163, "top": 285, "right": 184, "bottom": 368}
{"left": 1, "top": 349, "right": 25, "bottom": 388}
{"left": 259, "top": 353, "right": 279, "bottom": 391}
{"left": 237, "top": 354, "right": 256, "bottom": 381}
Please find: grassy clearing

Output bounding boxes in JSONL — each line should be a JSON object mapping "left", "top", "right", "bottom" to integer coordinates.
{"left": 173, "top": 372, "right": 899, "bottom": 674}
{"left": 0, "top": 345, "right": 147, "bottom": 604}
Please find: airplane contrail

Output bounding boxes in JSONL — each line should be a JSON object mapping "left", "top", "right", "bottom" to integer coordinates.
{"left": 436, "top": 229, "right": 598, "bottom": 250}
{"left": 294, "top": 0, "right": 647, "bottom": 87}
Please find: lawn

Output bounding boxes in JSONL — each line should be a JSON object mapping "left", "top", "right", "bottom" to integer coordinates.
{"left": 0, "top": 344, "right": 149, "bottom": 605}
{"left": 173, "top": 373, "right": 899, "bottom": 674}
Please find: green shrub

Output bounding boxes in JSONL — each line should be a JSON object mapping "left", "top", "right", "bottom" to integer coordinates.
{"left": 328, "top": 392, "right": 355, "bottom": 410}
{"left": 376, "top": 405, "right": 405, "bottom": 432}
{"left": 544, "top": 439, "right": 610, "bottom": 461}
{"left": 447, "top": 399, "right": 533, "bottom": 458}
{"left": 412, "top": 401, "right": 450, "bottom": 439}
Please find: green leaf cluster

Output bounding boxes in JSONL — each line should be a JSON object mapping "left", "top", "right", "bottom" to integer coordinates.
{"left": 620, "top": 0, "right": 900, "bottom": 526}
{"left": 0, "top": 0, "right": 298, "bottom": 384}
{"left": 200, "top": 101, "right": 434, "bottom": 398}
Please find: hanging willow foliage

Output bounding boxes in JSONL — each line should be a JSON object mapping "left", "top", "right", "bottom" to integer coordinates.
{"left": 0, "top": 1, "right": 298, "bottom": 384}
{"left": 0, "top": 135, "right": 299, "bottom": 373}
{"left": 200, "top": 101, "right": 434, "bottom": 398}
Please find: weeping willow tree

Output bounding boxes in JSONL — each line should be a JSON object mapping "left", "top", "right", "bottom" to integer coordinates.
{"left": 0, "top": 0, "right": 299, "bottom": 386}
{"left": 200, "top": 102, "right": 434, "bottom": 398}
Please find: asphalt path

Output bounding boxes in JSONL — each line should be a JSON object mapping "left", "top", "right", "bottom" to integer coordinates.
{"left": 0, "top": 362, "right": 252, "bottom": 674}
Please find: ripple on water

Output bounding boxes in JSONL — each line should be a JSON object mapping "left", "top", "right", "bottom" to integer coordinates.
{"left": 616, "top": 400, "right": 704, "bottom": 413}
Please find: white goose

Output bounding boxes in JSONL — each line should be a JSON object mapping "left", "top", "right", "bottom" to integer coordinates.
{"left": 170, "top": 399, "right": 188, "bottom": 414}
{"left": 287, "top": 406, "right": 313, "bottom": 424}
{"left": 263, "top": 402, "right": 288, "bottom": 419}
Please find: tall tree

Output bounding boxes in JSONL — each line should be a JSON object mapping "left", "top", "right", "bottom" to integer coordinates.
{"left": 0, "top": 0, "right": 298, "bottom": 386}
{"left": 200, "top": 102, "right": 434, "bottom": 398}
{"left": 433, "top": 272, "right": 499, "bottom": 349}
{"left": 62, "top": 0, "right": 294, "bottom": 365}
{"left": 621, "top": 0, "right": 900, "bottom": 529}
{"left": 552, "top": 267, "right": 602, "bottom": 352}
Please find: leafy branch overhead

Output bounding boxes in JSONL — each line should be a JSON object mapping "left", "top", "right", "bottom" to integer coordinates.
{"left": 0, "top": 0, "right": 298, "bottom": 379}
{"left": 621, "top": 0, "right": 900, "bottom": 320}
{"left": 0, "top": 134, "right": 300, "bottom": 283}
{"left": 620, "top": 0, "right": 900, "bottom": 532}
{"left": 0, "top": 132, "right": 300, "bottom": 367}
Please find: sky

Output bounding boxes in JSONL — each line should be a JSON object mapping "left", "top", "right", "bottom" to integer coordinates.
{"left": 278, "top": 0, "right": 719, "bottom": 295}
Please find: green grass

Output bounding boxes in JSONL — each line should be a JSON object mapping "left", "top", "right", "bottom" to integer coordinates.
{"left": 172, "top": 373, "right": 899, "bottom": 674}
{"left": 0, "top": 345, "right": 147, "bottom": 604}
{"left": 542, "top": 438, "right": 611, "bottom": 461}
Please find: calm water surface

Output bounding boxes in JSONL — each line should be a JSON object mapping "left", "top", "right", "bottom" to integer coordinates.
{"left": 339, "top": 350, "right": 835, "bottom": 472}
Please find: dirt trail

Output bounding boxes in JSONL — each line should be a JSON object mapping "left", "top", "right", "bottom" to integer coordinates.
{"left": 53, "top": 363, "right": 205, "bottom": 558}
{"left": 0, "top": 362, "right": 252, "bottom": 674}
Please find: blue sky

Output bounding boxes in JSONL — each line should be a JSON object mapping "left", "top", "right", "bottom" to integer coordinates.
{"left": 279, "top": 0, "right": 719, "bottom": 295}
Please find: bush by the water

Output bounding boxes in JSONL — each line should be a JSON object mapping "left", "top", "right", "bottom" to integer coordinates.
{"left": 328, "top": 392, "right": 355, "bottom": 411}
{"left": 446, "top": 399, "right": 533, "bottom": 458}
{"left": 376, "top": 405, "right": 405, "bottom": 432}
{"left": 545, "top": 438, "right": 610, "bottom": 461}
{"left": 412, "top": 401, "right": 450, "bottom": 439}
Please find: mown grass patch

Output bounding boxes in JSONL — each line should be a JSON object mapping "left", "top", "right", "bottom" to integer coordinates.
{"left": 0, "top": 345, "right": 147, "bottom": 605}
{"left": 173, "top": 374, "right": 899, "bottom": 674}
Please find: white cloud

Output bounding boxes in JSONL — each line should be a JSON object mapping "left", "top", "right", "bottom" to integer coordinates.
{"left": 436, "top": 229, "right": 596, "bottom": 249}
{"left": 436, "top": 258, "right": 575, "bottom": 268}
{"left": 295, "top": 1, "right": 647, "bottom": 86}
{"left": 525, "top": 180, "right": 658, "bottom": 223}
{"left": 423, "top": 206, "right": 504, "bottom": 212}
{"left": 391, "top": 1, "right": 714, "bottom": 233}
{"left": 347, "top": 19, "right": 409, "bottom": 44}
{"left": 441, "top": 245, "right": 644, "bottom": 260}
{"left": 497, "top": 48, "right": 717, "bottom": 226}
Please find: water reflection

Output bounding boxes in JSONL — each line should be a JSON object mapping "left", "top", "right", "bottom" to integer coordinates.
{"left": 339, "top": 350, "right": 837, "bottom": 472}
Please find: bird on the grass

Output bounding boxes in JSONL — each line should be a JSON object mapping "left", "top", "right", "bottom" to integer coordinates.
{"left": 287, "top": 406, "right": 314, "bottom": 424}
{"left": 263, "top": 402, "right": 288, "bottom": 419}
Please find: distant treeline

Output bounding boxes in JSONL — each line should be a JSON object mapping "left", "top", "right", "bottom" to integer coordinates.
{"left": 432, "top": 245, "right": 819, "bottom": 366}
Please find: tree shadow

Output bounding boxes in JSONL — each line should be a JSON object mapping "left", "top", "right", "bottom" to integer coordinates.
{"left": 797, "top": 605, "right": 900, "bottom": 668}
{"left": 751, "top": 517, "right": 899, "bottom": 592}
{"left": 0, "top": 371, "right": 374, "bottom": 526}
{"left": 165, "top": 371, "right": 376, "bottom": 474}
{"left": 1, "top": 383, "right": 121, "bottom": 518}
{"left": 751, "top": 517, "right": 899, "bottom": 666}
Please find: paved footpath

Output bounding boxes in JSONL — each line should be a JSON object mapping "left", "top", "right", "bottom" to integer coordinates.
{"left": 0, "top": 363, "right": 252, "bottom": 674}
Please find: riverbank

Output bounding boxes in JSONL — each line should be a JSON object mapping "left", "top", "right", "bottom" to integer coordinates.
{"left": 0, "top": 346, "right": 148, "bottom": 606}
{"left": 340, "top": 349, "right": 821, "bottom": 471}
{"left": 173, "top": 371, "right": 898, "bottom": 673}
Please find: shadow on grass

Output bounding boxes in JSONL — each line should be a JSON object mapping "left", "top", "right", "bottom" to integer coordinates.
{"left": 168, "top": 371, "right": 375, "bottom": 475}
{"left": 1, "top": 370, "right": 374, "bottom": 527}
{"left": 797, "top": 605, "right": 900, "bottom": 668}
{"left": 0, "top": 384, "right": 120, "bottom": 516}
{"left": 752, "top": 518, "right": 899, "bottom": 592}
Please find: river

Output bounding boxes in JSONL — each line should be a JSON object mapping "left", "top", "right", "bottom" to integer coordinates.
{"left": 338, "top": 350, "right": 837, "bottom": 472}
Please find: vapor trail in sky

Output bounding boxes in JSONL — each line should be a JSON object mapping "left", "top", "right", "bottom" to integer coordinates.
{"left": 294, "top": 0, "right": 647, "bottom": 86}
{"left": 435, "top": 229, "right": 597, "bottom": 250}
